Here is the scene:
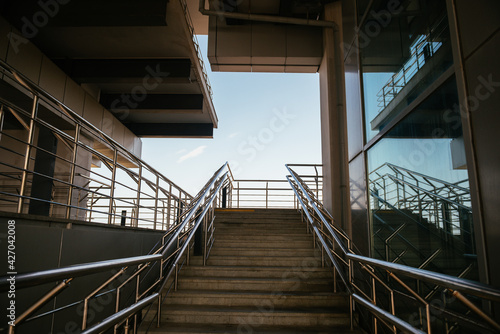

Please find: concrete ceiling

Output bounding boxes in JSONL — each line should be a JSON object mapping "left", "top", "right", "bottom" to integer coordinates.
{"left": 0, "top": 0, "right": 217, "bottom": 138}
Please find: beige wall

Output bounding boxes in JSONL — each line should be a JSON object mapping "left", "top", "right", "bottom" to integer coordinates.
{"left": 319, "top": 3, "right": 351, "bottom": 232}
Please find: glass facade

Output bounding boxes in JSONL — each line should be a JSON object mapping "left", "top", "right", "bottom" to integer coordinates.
{"left": 360, "top": 0, "right": 454, "bottom": 141}
{"left": 350, "top": 0, "right": 478, "bottom": 281}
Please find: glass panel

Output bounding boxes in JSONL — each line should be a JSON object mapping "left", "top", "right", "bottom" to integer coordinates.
{"left": 360, "top": 0, "right": 453, "bottom": 141}
{"left": 367, "top": 76, "right": 478, "bottom": 282}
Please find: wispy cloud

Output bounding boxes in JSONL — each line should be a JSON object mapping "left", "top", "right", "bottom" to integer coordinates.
{"left": 228, "top": 132, "right": 239, "bottom": 139}
{"left": 177, "top": 145, "right": 207, "bottom": 163}
{"left": 176, "top": 149, "right": 187, "bottom": 155}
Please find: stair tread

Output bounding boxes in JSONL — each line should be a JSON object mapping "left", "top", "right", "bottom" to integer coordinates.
{"left": 146, "top": 324, "right": 359, "bottom": 334}
{"left": 161, "top": 304, "right": 348, "bottom": 315}
{"left": 178, "top": 276, "right": 333, "bottom": 283}
{"left": 167, "top": 289, "right": 344, "bottom": 297}
{"left": 149, "top": 209, "right": 360, "bottom": 333}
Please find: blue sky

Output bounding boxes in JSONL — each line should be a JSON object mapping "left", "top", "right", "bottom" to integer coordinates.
{"left": 141, "top": 36, "right": 322, "bottom": 195}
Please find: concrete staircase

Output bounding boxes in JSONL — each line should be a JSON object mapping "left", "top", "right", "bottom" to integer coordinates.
{"left": 147, "top": 209, "right": 356, "bottom": 333}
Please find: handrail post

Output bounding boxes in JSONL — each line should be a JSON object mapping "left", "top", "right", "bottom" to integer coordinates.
{"left": 108, "top": 149, "right": 118, "bottom": 225}
{"left": 18, "top": 95, "right": 39, "bottom": 214}
{"left": 135, "top": 164, "right": 142, "bottom": 228}
{"left": 167, "top": 184, "right": 172, "bottom": 230}
{"left": 266, "top": 181, "right": 269, "bottom": 209}
{"left": 66, "top": 123, "right": 80, "bottom": 219}
{"left": 153, "top": 175, "right": 159, "bottom": 230}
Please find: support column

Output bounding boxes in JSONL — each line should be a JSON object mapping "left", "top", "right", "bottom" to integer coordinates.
{"left": 319, "top": 2, "right": 351, "bottom": 232}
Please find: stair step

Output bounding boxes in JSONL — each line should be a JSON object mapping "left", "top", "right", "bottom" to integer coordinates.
{"left": 148, "top": 209, "right": 358, "bottom": 333}
{"left": 215, "top": 224, "right": 307, "bottom": 235}
{"left": 196, "top": 255, "right": 321, "bottom": 267}
{"left": 145, "top": 323, "right": 357, "bottom": 334}
{"left": 179, "top": 266, "right": 333, "bottom": 279}
{"left": 164, "top": 290, "right": 346, "bottom": 308}
{"left": 210, "top": 247, "right": 317, "bottom": 257}
{"left": 158, "top": 305, "right": 350, "bottom": 327}
{"left": 214, "top": 239, "right": 313, "bottom": 248}
{"left": 215, "top": 234, "right": 311, "bottom": 242}
{"left": 177, "top": 276, "right": 334, "bottom": 292}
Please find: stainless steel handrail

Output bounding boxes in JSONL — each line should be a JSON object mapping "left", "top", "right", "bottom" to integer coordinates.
{"left": 286, "top": 164, "right": 500, "bottom": 334}
{"left": 0, "top": 255, "right": 161, "bottom": 292}
{"left": 369, "top": 163, "right": 472, "bottom": 241}
{"left": 0, "top": 163, "right": 229, "bottom": 334}
{"left": 376, "top": 15, "right": 449, "bottom": 112}
{"left": 0, "top": 59, "right": 192, "bottom": 229}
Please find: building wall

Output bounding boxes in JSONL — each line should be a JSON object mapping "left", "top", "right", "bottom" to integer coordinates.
{"left": 447, "top": 0, "right": 500, "bottom": 286}
{"left": 0, "top": 213, "right": 164, "bottom": 334}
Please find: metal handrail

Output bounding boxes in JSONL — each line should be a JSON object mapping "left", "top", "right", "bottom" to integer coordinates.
{"left": 0, "top": 163, "right": 229, "bottom": 334}
{"left": 178, "top": 0, "right": 213, "bottom": 99}
{"left": 286, "top": 164, "right": 500, "bottom": 334}
{"left": 369, "top": 163, "right": 473, "bottom": 244}
{"left": 376, "top": 15, "right": 449, "bottom": 111}
{"left": 0, "top": 59, "right": 192, "bottom": 229}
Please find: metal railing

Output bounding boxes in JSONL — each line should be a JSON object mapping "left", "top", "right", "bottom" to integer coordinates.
{"left": 286, "top": 164, "right": 500, "bottom": 334}
{"left": 0, "top": 59, "right": 192, "bottom": 230}
{"left": 224, "top": 164, "right": 322, "bottom": 209}
{"left": 0, "top": 163, "right": 229, "bottom": 334}
{"left": 376, "top": 15, "right": 449, "bottom": 112}
{"left": 178, "top": 0, "right": 214, "bottom": 100}
{"left": 369, "top": 163, "right": 474, "bottom": 253}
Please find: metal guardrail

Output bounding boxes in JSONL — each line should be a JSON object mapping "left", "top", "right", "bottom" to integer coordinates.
{"left": 376, "top": 15, "right": 449, "bottom": 112}
{"left": 0, "top": 59, "right": 192, "bottom": 230}
{"left": 286, "top": 164, "right": 500, "bottom": 334}
{"left": 0, "top": 163, "right": 229, "bottom": 334}
{"left": 224, "top": 164, "right": 322, "bottom": 209}
{"left": 370, "top": 163, "right": 474, "bottom": 254}
{"left": 178, "top": 0, "right": 214, "bottom": 100}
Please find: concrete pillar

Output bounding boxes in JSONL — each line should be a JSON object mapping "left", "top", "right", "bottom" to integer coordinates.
{"left": 319, "top": 2, "right": 351, "bottom": 232}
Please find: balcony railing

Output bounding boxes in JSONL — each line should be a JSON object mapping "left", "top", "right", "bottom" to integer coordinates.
{"left": 0, "top": 59, "right": 191, "bottom": 230}
{"left": 376, "top": 15, "right": 449, "bottom": 112}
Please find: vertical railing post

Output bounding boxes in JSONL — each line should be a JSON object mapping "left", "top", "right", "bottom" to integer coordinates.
{"left": 107, "top": 149, "right": 118, "bottom": 225}
{"left": 167, "top": 184, "right": 172, "bottom": 229}
{"left": 265, "top": 182, "right": 269, "bottom": 209}
{"left": 0, "top": 105, "right": 4, "bottom": 142}
{"left": 135, "top": 164, "right": 142, "bottom": 228}
{"left": 18, "top": 95, "right": 39, "bottom": 214}
{"left": 153, "top": 175, "right": 160, "bottom": 230}
{"left": 237, "top": 181, "right": 240, "bottom": 208}
{"left": 66, "top": 123, "right": 80, "bottom": 219}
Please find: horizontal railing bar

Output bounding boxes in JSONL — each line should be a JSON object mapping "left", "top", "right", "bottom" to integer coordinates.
{"left": 81, "top": 293, "right": 158, "bottom": 334}
{"left": 0, "top": 255, "right": 162, "bottom": 292}
{"left": 347, "top": 253, "right": 500, "bottom": 302}
{"left": 353, "top": 294, "right": 425, "bottom": 334}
